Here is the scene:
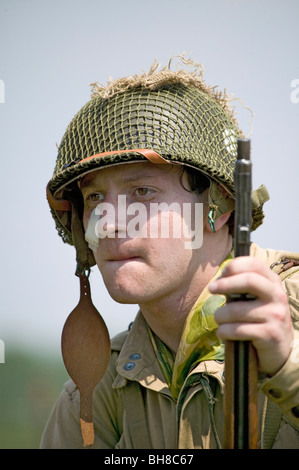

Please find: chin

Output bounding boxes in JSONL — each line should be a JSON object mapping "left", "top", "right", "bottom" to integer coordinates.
{"left": 101, "top": 276, "right": 144, "bottom": 304}
{"left": 106, "top": 288, "right": 144, "bottom": 305}
{"left": 100, "top": 262, "right": 150, "bottom": 303}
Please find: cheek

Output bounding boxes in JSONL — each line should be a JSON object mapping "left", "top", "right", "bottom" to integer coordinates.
{"left": 82, "top": 208, "right": 92, "bottom": 231}
{"left": 157, "top": 209, "right": 203, "bottom": 248}
{"left": 147, "top": 210, "right": 188, "bottom": 240}
{"left": 147, "top": 236, "right": 194, "bottom": 273}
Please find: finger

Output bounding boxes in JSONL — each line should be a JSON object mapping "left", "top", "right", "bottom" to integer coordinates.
{"left": 215, "top": 317, "right": 293, "bottom": 372}
{"left": 216, "top": 321, "right": 261, "bottom": 341}
{"left": 215, "top": 300, "right": 292, "bottom": 350}
{"left": 209, "top": 272, "right": 279, "bottom": 301}
{"left": 221, "top": 256, "right": 280, "bottom": 283}
{"left": 214, "top": 300, "right": 266, "bottom": 326}
{"left": 217, "top": 320, "right": 293, "bottom": 375}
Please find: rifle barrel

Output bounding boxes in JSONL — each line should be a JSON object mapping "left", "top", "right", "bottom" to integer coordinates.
{"left": 223, "top": 139, "right": 258, "bottom": 449}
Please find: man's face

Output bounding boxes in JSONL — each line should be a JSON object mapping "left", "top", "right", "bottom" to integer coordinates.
{"left": 79, "top": 162, "right": 208, "bottom": 306}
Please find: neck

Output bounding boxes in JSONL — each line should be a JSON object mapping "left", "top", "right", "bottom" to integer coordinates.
{"left": 140, "top": 231, "right": 233, "bottom": 353}
{"left": 139, "top": 285, "right": 200, "bottom": 354}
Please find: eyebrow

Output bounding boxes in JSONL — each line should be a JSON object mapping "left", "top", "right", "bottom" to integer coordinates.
{"left": 79, "top": 173, "right": 156, "bottom": 189}
{"left": 79, "top": 177, "right": 96, "bottom": 190}
{"left": 121, "top": 174, "right": 156, "bottom": 184}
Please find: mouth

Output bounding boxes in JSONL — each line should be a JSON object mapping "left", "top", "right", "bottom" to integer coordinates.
{"left": 99, "top": 240, "right": 144, "bottom": 264}
{"left": 107, "top": 255, "right": 142, "bottom": 262}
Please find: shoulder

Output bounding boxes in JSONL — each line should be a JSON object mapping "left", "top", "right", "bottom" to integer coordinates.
{"left": 251, "top": 243, "right": 299, "bottom": 329}
{"left": 250, "top": 242, "right": 299, "bottom": 269}
{"left": 111, "top": 328, "right": 130, "bottom": 352}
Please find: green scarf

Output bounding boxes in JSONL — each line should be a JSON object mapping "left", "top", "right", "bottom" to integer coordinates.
{"left": 148, "top": 253, "right": 233, "bottom": 400}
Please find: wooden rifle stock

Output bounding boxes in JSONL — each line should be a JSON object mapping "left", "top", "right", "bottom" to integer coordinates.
{"left": 223, "top": 139, "right": 258, "bottom": 449}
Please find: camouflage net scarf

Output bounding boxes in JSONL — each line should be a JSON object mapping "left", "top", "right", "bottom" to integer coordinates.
{"left": 148, "top": 252, "right": 234, "bottom": 401}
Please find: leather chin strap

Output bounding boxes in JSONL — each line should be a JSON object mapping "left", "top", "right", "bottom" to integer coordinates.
{"left": 61, "top": 200, "right": 111, "bottom": 447}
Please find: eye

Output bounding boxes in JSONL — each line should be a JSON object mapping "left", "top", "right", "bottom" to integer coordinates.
{"left": 86, "top": 192, "right": 104, "bottom": 202}
{"left": 134, "top": 187, "right": 152, "bottom": 197}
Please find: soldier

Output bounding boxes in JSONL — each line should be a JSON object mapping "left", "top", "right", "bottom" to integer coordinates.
{"left": 42, "top": 57, "right": 299, "bottom": 449}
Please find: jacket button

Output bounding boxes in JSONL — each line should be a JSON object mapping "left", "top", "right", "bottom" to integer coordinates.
{"left": 124, "top": 362, "right": 135, "bottom": 371}
{"left": 129, "top": 353, "right": 141, "bottom": 360}
{"left": 268, "top": 388, "right": 281, "bottom": 399}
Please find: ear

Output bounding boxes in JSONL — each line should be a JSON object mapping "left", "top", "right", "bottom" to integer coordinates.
{"left": 206, "top": 211, "right": 232, "bottom": 233}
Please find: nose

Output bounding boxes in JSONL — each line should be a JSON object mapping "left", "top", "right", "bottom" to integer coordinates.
{"left": 100, "top": 212, "right": 127, "bottom": 239}
{"left": 95, "top": 195, "right": 128, "bottom": 240}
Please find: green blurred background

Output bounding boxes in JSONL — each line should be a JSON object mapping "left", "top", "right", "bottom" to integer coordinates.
{"left": 0, "top": 347, "right": 68, "bottom": 449}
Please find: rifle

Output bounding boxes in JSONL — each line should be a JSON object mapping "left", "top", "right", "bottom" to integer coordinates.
{"left": 223, "top": 139, "right": 258, "bottom": 449}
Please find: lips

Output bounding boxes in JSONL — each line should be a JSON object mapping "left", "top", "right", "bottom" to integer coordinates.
{"left": 103, "top": 245, "right": 143, "bottom": 263}
{"left": 108, "top": 255, "right": 141, "bottom": 262}
{"left": 96, "top": 239, "right": 145, "bottom": 265}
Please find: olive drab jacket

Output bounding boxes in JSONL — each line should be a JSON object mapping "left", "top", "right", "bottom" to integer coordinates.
{"left": 40, "top": 244, "right": 299, "bottom": 449}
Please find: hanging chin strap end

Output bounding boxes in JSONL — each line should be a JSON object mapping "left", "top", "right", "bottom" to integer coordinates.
{"left": 75, "top": 262, "right": 91, "bottom": 279}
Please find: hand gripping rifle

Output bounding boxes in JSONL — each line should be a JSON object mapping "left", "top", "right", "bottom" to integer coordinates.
{"left": 223, "top": 139, "right": 258, "bottom": 449}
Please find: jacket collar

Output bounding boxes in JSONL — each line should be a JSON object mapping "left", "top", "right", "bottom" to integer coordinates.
{"left": 112, "top": 311, "right": 171, "bottom": 394}
{"left": 112, "top": 311, "right": 225, "bottom": 394}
